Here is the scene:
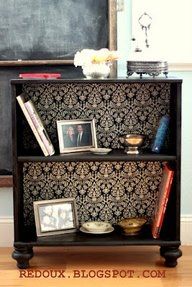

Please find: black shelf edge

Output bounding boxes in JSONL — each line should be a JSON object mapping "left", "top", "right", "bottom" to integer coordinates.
{"left": 14, "top": 233, "right": 181, "bottom": 247}
{"left": 14, "top": 225, "right": 180, "bottom": 247}
{"left": 17, "top": 150, "right": 177, "bottom": 162}
{"left": 10, "top": 77, "right": 183, "bottom": 84}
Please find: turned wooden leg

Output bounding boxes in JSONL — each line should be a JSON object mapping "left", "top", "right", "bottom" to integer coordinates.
{"left": 160, "top": 246, "right": 182, "bottom": 267}
{"left": 12, "top": 245, "right": 34, "bottom": 269}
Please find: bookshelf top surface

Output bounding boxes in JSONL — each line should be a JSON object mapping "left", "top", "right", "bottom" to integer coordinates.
{"left": 10, "top": 77, "right": 183, "bottom": 85}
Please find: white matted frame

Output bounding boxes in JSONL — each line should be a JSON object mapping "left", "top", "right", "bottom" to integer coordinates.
{"left": 33, "top": 198, "right": 79, "bottom": 237}
{"left": 57, "top": 119, "right": 97, "bottom": 153}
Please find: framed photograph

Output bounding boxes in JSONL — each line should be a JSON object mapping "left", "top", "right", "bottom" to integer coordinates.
{"left": 57, "top": 119, "right": 97, "bottom": 153}
{"left": 33, "top": 198, "right": 79, "bottom": 237}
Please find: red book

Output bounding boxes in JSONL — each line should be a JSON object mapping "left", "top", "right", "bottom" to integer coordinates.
{"left": 152, "top": 164, "right": 174, "bottom": 239}
{"left": 19, "top": 73, "right": 61, "bottom": 79}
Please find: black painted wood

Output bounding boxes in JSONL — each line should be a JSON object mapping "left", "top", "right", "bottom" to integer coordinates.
{"left": 17, "top": 236, "right": 181, "bottom": 247}
{"left": 160, "top": 246, "right": 182, "bottom": 267}
{"left": 12, "top": 245, "right": 34, "bottom": 269}
{"left": 12, "top": 78, "right": 182, "bottom": 268}
{"left": 17, "top": 152, "right": 177, "bottom": 162}
{"left": 11, "top": 77, "right": 183, "bottom": 84}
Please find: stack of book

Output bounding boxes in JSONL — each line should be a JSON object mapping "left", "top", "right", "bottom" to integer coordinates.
{"left": 16, "top": 94, "right": 55, "bottom": 156}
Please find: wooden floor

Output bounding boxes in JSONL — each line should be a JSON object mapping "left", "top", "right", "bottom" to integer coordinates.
{"left": 0, "top": 246, "right": 191, "bottom": 287}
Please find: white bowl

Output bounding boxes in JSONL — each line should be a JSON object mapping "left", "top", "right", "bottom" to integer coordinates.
{"left": 82, "top": 63, "right": 111, "bottom": 79}
{"left": 82, "top": 221, "right": 112, "bottom": 233}
{"left": 90, "top": 148, "right": 112, "bottom": 155}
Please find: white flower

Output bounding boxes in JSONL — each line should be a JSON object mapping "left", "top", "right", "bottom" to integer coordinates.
{"left": 74, "top": 49, "right": 96, "bottom": 67}
{"left": 74, "top": 48, "right": 119, "bottom": 67}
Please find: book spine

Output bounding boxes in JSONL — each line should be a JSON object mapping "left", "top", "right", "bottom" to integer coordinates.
{"left": 24, "top": 101, "right": 55, "bottom": 156}
{"left": 154, "top": 173, "right": 174, "bottom": 238}
{"left": 151, "top": 115, "right": 170, "bottom": 153}
{"left": 16, "top": 95, "right": 49, "bottom": 156}
{"left": 152, "top": 168, "right": 174, "bottom": 239}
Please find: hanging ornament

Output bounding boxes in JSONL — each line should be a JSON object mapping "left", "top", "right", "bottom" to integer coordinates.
{"left": 138, "top": 12, "right": 152, "bottom": 48}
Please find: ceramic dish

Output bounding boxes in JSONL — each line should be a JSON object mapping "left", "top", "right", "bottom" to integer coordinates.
{"left": 80, "top": 226, "right": 114, "bottom": 234}
{"left": 90, "top": 148, "right": 112, "bottom": 155}
{"left": 82, "top": 221, "right": 112, "bottom": 233}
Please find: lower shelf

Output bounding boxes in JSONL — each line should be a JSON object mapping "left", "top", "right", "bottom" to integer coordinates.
{"left": 13, "top": 230, "right": 182, "bottom": 268}
{"left": 15, "top": 229, "right": 180, "bottom": 247}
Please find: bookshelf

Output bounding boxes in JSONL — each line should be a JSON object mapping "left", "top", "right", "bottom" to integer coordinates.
{"left": 11, "top": 78, "right": 182, "bottom": 268}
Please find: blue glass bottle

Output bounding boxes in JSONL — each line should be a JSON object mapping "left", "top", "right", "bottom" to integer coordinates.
{"left": 151, "top": 115, "right": 170, "bottom": 153}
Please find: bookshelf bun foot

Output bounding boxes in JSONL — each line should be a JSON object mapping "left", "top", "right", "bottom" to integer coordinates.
{"left": 160, "top": 246, "right": 182, "bottom": 267}
{"left": 12, "top": 246, "right": 34, "bottom": 269}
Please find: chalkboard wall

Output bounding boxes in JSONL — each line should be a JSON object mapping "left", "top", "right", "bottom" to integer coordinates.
{"left": 0, "top": 0, "right": 117, "bottom": 180}
{"left": 0, "top": 0, "right": 110, "bottom": 61}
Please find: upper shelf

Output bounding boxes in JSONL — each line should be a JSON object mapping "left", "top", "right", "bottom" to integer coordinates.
{"left": 17, "top": 150, "right": 176, "bottom": 162}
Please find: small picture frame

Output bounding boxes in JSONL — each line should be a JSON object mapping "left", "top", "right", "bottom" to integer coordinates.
{"left": 57, "top": 119, "right": 97, "bottom": 153}
{"left": 33, "top": 198, "right": 79, "bottom": 237}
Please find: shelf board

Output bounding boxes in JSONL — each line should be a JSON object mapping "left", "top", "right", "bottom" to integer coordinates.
{"left": 17, "top": 150, "right": 176, "bottom": 162}
{"left": 15, "top": 230, "right": 180, "bottom": 247}
{"left": 11, "top": 77, "right": 183, "bottom": 84}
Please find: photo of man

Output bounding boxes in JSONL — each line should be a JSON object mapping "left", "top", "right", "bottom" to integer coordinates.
{"left": 57, "top": 119, "right": 97, "bottom": 153}
{"left": 76, "top": 124, "right": 92, "bottom": 147}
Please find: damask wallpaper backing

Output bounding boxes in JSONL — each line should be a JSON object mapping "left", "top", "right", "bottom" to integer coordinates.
{"left": 21, "top": 82, "right": 171, "bottom": 151}
{"left": 23, "top": 161, "right": 163, "bottom": 227}
{"left": 20, "top": 82, "right": 170, "bottom": 228}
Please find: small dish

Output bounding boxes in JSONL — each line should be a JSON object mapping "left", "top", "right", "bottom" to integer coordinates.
{"left": 90, "top": 148, "right": 112, "bottom": 155}
{"left": 118, "top": 218, "right": 147, "bottom": 236}
{"left": 80, "top": 226, "right": 114, "bottom": 234}
{"left": 82, "top": 221, "right": 112, "bottom": 233}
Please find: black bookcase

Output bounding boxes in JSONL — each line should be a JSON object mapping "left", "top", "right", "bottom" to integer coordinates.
{"left": 11, "top": 78, "right": 182, "bottom": 268}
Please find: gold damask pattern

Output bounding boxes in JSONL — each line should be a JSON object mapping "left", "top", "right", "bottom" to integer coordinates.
{"left": 23, "top": 161, "right": 163, "bottom": 227}
{"left": 22, "top": 82, "right": 171, "bottom": 150}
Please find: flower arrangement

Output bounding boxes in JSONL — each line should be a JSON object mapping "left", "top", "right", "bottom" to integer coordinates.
{"left": 74, "top": 48, "right": 119, "bottom": 67}
{"left": 74, "top": 48, "right": 119, "bottom": 79}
